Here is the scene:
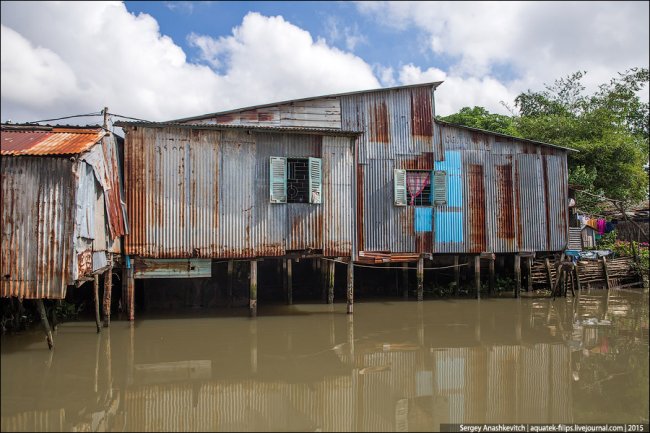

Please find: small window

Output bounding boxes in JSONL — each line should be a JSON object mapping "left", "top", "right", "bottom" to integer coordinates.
{"left": 433, "top": 170, "right": 447, "bottom": 205}
{"left": 395, "top": 169, "right": 432, "bottom": 206}
{"left": 287, "top": 158, "right": 310, "bottom": 203}
{"left": 270, "top": 156, "right": 322, "bottom": 204}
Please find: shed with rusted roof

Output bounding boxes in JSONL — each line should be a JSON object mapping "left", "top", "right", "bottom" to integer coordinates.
{"left": 1, "top": 124, "right": 128, "bottom": 301}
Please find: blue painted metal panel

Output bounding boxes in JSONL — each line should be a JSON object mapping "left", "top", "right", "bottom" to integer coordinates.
{"left": 415, "top": 207, "right": 432, "bottom": 232}
{"left": 434, "top": 151, "right": 462, "bottom": 208}
{"left": 435, "top": 211, "right": 463, "bottom": 243}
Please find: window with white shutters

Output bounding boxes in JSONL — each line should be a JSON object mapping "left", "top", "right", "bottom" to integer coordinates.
{"left": 433, "top": 170, "right": 447, "bottom": 205}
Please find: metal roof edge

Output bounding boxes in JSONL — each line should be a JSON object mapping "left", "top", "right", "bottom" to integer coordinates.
{"left": 435, "top": 119, "right": 578, "bottom": 152}
{"left": 114, "top": 121, "right": 363, "bottom": 136}
{"left": 167, "top": 81, "right": 444, "bottom": 123}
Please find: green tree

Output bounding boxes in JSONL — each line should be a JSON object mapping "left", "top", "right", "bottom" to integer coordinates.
{"left": 437, "top": 106, "right": 520, "bottom": 136}
{"left": 515, "top": 68, "right": 649, "bottom": 229}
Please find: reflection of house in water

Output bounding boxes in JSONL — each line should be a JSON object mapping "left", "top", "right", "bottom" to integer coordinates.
{"left": 1, "top": 299, "right": 596, "bottom": 432}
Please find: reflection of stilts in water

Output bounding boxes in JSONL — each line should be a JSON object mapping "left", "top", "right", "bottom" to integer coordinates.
{"left": 417, "top": 302, "right": 425, "bottom": 347}
{"left": 250, "top": 319, "right": 258, "bottom": 374}
{"left": 328, "top": 304, "right": 336, "bottom": 347}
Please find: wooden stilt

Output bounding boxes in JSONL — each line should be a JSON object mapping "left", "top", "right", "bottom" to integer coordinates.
{"left": 287, "top": 259, "right": 293, "bottom": 305}
{"left": 93, "top": 274, "right": 101, "bottom": 333}
{"left": 454, "top": 255, "right": 460, "bottom": 296}
{"left": 36, "top": 299, "right": 54, "bottom": 350}
{"left": 545, "top": 258, "right": 553, "bottom": 291}
{"left": 569, "top": 265, "right": 576, "bottom": 297}
{"left": 50, "top": 300, "right": 59, "bottom": 331}
{"left": 574, "top": 264, "right": 582, "bottom": 292}
{"left": 402, "top": 262, "right": 409, "bottom": 299}
{"left": 474, "top": 255, "right": 481, "bottom": 299}
{"left": 488, "top": 256, "right": 495, "bottom": 295}
{"left": 227, "top": 260, "right": 234, "bottom": 307}
{"left": 327, "top": 260, "right": 335, "bottom": 304}
{"left": 346, "top": 260, "right": 354, "bottom": 314}
{"left": 416, "top": 256, "right": 424, "bottom": 302}
{"left": 103, "top": 265, "right": 112, "bottom": 327}
{"left": 250, "top": 260, "right": 257, "bottom": 318}
{"left": 602, "top": 257, "right": 611, "bottom": 290}
{"left": 514, "top": 254, "right": 521, "bottom": 298}
{"left": 126, "top": 267, "right": 135, "bottom": 321}
{"left": 526, "top": 257, "right": 534, "bottom": 292}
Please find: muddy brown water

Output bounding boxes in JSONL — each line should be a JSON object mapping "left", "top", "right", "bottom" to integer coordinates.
{"left": 2, "top": 289, "right": 648, "bottom": 431}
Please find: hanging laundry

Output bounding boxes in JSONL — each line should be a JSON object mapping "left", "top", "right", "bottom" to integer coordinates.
{"left": 605, "top": 221, "right": 615, "bottom": 233}
{"left": 596, "top": 218, "right": 606, "bottom": 235}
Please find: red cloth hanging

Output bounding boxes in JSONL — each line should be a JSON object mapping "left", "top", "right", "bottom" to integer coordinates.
{"left": 406, "top": 172, "right": 430, "bottom": 205}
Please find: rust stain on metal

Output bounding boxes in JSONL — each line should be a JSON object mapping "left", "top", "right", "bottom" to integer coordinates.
{"left": 369, "top": 101, "right": 389, "bottom": 143}
{"left": 496, "top": 164, "right": 515, "bottom": 240}
{"left": 542, "top": 156, "right": 552, "bottom": 250}
{"left": 470, "top": 132, "right": 487, "bottom": 145}
{"left": 214, "top": 114, "right": 237, "bottom": 123}
{"left": 356, "top": 164, "right": 365, "bottom": 252}
{"left": 258, "top": 112, "right": 275, "bottom": 122}
{"left": 399, "top": 153, "right": 434, "bottom": 170}
{"left": 410, "top": 88, "right": 432, "bottom": 137}
{"left": 467, "top": 164, "right": 486, "bottom": 253}
{"left": 78, "top": 249, "right": 92, "bottom": 277}
{"left": 415, "top": 232, "right": 432, "bottom": 253}
{"left": 399, "top": 207, "right": 414, "bottom": 236}
{"left": 1, "top": 127, "right": 104, "bottom": 156}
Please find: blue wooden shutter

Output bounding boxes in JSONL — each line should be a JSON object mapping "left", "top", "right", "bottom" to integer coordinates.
{"left": 270, "top": 157, "right": 287, "bottom": 203}
{"left": 308, "top": 157, "right": 322, "bottom": 204}
{"left": 433, "top": 170, "right": 447, "bottom": 205}
{"left": 394, "top": 169, "right": 407, "bottom": 206}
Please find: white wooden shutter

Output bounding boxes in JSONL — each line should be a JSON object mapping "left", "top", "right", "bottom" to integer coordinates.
{"left": 308, "top": 157, "right": 322, "bottom": 204}
{"left": 433, "top": 170, "right": 447, "bottom": 205}
{"left": 394, "top": 169, "right": 407, "bottom": 206}
{"left": 269, "top": 157, "right": 287, "bottom": 203}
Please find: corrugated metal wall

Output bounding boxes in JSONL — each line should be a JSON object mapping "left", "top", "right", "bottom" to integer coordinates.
{"left": 342, "top": 92, "right": 569, "bottom": 254}
{"left": 123, "top": 126, "right": 354, "bottom": 258}
{"left": 1, "top": 157, "right": 75, "bottom": 299}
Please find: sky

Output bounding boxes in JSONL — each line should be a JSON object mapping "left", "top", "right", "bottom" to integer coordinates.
{"left": 1, "top": 1, "right": 648, "bottom": 125}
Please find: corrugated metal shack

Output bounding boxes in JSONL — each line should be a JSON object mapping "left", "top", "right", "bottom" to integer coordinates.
{"left": 173, "top": 82, "right": 573, "bottom": 299}
{"left": 115, "top": 122, "right": 359, "bottom": 317}
{"left": 1, "top": 124, "right": 127, "bottom": 300}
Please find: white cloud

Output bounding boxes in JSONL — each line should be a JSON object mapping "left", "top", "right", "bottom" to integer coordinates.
{"left": 398, "top": 64, "right": 517, "bottom": 116}
{"left": 0, "top": 3, "right": 379, "bottom": 123}
{"left": 324, "top": 16, "right": 368, "bottom": 51}
{"left": 358, "top": 1, "right": 649, "bottom": 99}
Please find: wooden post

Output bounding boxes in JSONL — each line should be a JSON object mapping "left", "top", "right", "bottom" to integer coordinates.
{"left": 488, "top": 256, "right": 495, "bottom": 295}
{"left": 227, "top": 260, "right": 234, "bottom": 307}
{"left": 93, "top": 274, "right": 101, "bottom": 333}
{"left": 346, "top": 260, "right": 354, "bottom": 314}
{"left": 416, "top": 256, "right": 424, "bottom": 302}
{"left": 526, "top": 257, "right": 534, "bottom": 292}
{"left": 474, "top": 255, "right": 481, "bottom": 299}
{"left": 545, "top": 258, "right": 553, "bottom": 291}
{"left": 35, "top": 299, "right": 54, "bottom": 350}
{"left": 569, "top": 264, "right": 576, "bottom": 297}
{"left": 514, "top": 254, "right": 521, "bottom": 298}
{"left": 454, "top": 255, "right": 460, "bottom": 296}
{"left": 287, "top": 258, "right": 293, "bottom": 305}
{"left": 127, "top": 267, "right": 135, "bottom": 321}
{"left": 103, "top": 265, "right": 112, "bottom": 328}
{"left": 602, "top": 257, "right": 611, "bottom": 290}
{"left": 402, "top": 262, "right": 409, "bottom": 299}
{"left": 574, "top": 264, "right": 582, "bottom": 292}
{"left": 250, "top": 260, "right": 257, "bottom": 318}
{"left": 328, "top": 260, "right": 335, "bottom": 304}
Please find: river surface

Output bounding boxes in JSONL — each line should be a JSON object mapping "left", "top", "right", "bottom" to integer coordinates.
{"left": 1, "top": 289, "right": 648, "bottom": 432}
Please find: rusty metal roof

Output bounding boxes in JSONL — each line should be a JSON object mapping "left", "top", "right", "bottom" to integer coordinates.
{"left": 114, "top": 121, "right": 363, "bottom": 136}
{"left": 436, "top": 120, "right": 577, "bottom": 152}
{"left": 169, "top": 81, "right": 444, "bottom": 123}
{"left": 1, "top": 125, "right": 105, "bottom": 156}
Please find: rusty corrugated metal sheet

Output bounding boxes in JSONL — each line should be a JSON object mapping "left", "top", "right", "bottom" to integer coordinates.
{"left": 1, "top": 157, "right": 75, "bottom": 299}
{"left": 1, "top": 127, "right": 104, "bottom": 156}
{"left": 124, "top": 126, "right": 353, "bottom": 259}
